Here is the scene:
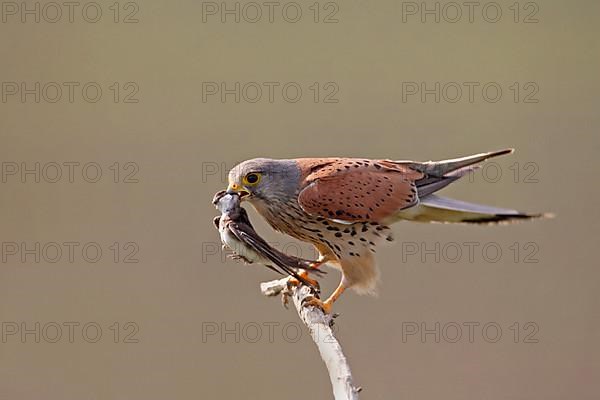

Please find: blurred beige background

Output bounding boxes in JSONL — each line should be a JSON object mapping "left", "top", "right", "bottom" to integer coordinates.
{"left": 1, "top": 0, "right": 598, "bottom": 399}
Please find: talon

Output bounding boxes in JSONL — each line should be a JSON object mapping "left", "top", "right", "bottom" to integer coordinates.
{"left": 301, "top": 295, "right": 316, "bottom": 306}
{"left": 302, "top": 297, "right": 333, "bottom": 314}
{"left": 280, "top": 285, "right": 292, "bottom": 309}
{"left": 281, "top": 293, "right": 290, "bottom": 309}
{"left": 289, "top": 271, "right": 320, "bottom": 292}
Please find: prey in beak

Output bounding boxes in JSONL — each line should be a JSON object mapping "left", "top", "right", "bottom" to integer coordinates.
{"left": 212, "top": 189, "right": 323, "bottom": 290}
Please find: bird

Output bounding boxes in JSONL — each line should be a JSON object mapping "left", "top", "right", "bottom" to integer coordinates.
{"left": 225, "top": 149, "right": 549, "bottom": 313}
{"left": 212, "top": 190, "right": 322, "bottom": 289}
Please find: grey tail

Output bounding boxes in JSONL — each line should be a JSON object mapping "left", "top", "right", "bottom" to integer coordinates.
{"left": 407, "top": 148, "right": 514, "bottom": 198}
{"left": 412, "top": 195, "right": 551, "bottom": 224}
{"left": 393, "top": 149, "right": 553, "bottom": 224}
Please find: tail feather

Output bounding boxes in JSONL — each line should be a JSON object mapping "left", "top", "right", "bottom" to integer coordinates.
{"left": 408, "top": 148, "right": 514, "bottom": 198}
{"left": 390, "top": 149, "right": 552, "bottom": 224}
{"left": 409, "top": 148, "right": 514, "bottom": 177}
{"left": 397, "top": 195, "right": 550, "bottom": 224}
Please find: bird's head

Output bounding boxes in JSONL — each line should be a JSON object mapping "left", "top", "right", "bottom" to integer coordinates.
{"left": 226, "top": 158, "right": 300, "bottom": 203}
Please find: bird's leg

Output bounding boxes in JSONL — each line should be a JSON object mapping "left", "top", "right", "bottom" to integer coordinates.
{"left": 287, "top": 270, "right": 320, "bottom": 291}
{"left": 287, "top": 257, "right": 326, "bottom": 289}
{"left": 302, "top": 280, "right": 346, "bottom": 314}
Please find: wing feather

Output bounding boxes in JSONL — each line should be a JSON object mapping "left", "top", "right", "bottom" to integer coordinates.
{"left": 297, "top": 159, "right": 423, "bottom": 223}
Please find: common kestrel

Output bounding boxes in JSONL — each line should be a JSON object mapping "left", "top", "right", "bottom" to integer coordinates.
{"left": 225, "top": 149, "right": 546, "bottom": 313}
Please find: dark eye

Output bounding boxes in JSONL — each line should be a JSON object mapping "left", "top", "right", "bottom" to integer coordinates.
{"left": 245, "top": 173, "right": 260, "bottom": 185}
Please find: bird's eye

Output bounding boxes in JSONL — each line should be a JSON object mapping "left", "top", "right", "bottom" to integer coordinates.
{"left": 243, "top": 173, "right": 261, "bottom": 186}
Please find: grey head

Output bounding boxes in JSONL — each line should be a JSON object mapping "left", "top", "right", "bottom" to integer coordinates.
{"left": 226, "top": 158, "right": 300, "bottom": 203}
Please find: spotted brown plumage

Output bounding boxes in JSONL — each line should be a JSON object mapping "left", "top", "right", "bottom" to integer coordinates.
{"left": 225, "top": 149, "right": 548, "bottom": 313}
{"left": 297, "top": 158, "right": 423, "bottom": 223}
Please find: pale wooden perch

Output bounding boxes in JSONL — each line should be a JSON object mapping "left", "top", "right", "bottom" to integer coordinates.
{"left": 260, "top": 277, "right": 361, "bottom": 400}
{"left": 213, "top": 191, "right": 360, "bottom": 399}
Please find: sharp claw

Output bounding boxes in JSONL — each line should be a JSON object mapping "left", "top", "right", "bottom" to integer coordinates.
{"left": 281, "top": 294, "right": 289, "bottom": 309}
{"left": 280, "top": 284, "right": 292, "bottom": 309}
{"left": 301, "top": 297, "right": 332, "bottom": 314}
{"left": 288, "top": 272, "right": 321, "bottom": 292}
{"left": 301, "top": 295, "right": 315, "bottom": 305}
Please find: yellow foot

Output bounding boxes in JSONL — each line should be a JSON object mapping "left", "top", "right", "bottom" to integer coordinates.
{"left": 301, "top": 297, "right": 333, "bottom": 314}
{"left": 288, "top": 271, "right": 320, "bottom": 291}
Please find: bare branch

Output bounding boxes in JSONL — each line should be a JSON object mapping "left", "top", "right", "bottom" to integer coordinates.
{"left": 261, "top": 277, "right": 361, "bottom": 400}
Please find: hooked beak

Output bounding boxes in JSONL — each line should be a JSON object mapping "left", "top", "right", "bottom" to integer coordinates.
{"left": 226, "top": 183, "right": 250, "bottom": 199}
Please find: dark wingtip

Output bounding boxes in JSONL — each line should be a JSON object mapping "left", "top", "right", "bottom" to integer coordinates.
{"left": 507, "top": 212, "right": 555, "bottom": 220}
{"left": 494, "top": 148, "right": 515, "bottom": 156}
{"left": 463, "top": 211, "right": 554, "bottom": 224}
